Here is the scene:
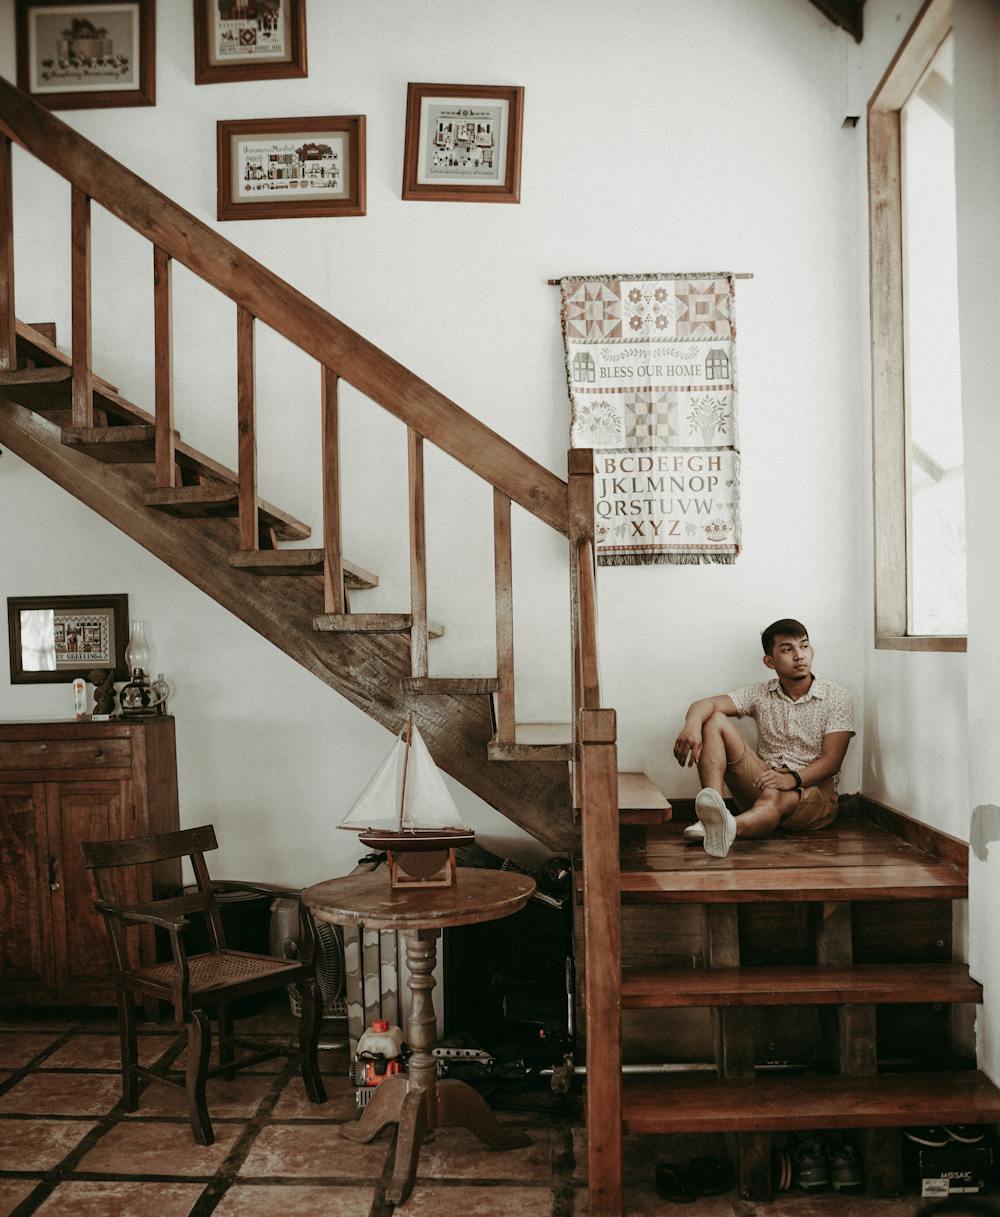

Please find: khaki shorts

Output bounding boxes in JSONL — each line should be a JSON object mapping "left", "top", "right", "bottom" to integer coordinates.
{"left": 725, "top": 744, "right": 838, "bottom": 832}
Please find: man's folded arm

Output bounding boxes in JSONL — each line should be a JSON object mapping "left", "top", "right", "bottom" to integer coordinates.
{"left": 798, "top": 730, "right": 853, "bottom": 788}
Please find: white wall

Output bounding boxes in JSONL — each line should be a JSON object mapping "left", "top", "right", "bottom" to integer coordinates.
{"left": 1, "top": 0, "right": 868, "bottom": 880}
{"left": 954, "top": 0, "right": 1000, "bottom": 1086}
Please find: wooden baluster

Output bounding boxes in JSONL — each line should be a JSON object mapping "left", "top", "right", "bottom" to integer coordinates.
{"left": 236, "top": 305, "right": 257, "bottom": 551}
{"left": 70, "top": 186, "right": 93, "bottom": 427}
{"left": 0, "top": 136, "right": 15, "bottom": 370}
{"left": 321, "top": 366, "right": 345, "bottom": 613}
{"left": 568, "top": 448, "right": 597, "bottom": 805}
{"left": 408, "top": 429, "right": 428, "bottom": 679}
{"left": 493, "top": 489, "right": 515, "bottom": 745}
{"left": 579, "top": 706, "right": 622, "bottom": 1217}
{"left": 153, "top": 246, "right": 176, "bottom": 488}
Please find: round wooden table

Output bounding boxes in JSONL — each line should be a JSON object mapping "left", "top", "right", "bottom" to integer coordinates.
{"left": 302, "top": 867, "right": 536, "bottom": 1205}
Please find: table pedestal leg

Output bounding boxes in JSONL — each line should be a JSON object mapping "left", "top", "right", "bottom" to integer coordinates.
{"left": 340, "top": 927, "right": 531, "bottom": 1206}
{"left": 437, "top": 1078, "right": 531, "bottom": 1149}
{"left": 387, "top": 1088, "right": 430, "bottom": 1205}
{"left": 340, "top": 1074, "right": 407, "bottom": 1143}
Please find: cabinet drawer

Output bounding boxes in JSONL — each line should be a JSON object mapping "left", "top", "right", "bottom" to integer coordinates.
{"left": 0, "top": 737, "right": 132, "bottom": 772}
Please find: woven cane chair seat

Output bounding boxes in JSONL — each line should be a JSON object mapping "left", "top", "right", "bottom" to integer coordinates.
{"left": 135, "top": 949, "right": 300, "bottom": 993}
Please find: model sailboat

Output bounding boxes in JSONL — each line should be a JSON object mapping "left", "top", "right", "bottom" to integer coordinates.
{"left": 339, "top": 718, "right": 474, "bottom": 887}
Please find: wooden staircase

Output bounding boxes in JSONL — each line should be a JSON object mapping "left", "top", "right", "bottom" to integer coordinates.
{"left": 580, "top": 812, "right": 1000, "bottom": 1202}
{"left": 1, "top": 78, "right": 996, "bottom": 1215}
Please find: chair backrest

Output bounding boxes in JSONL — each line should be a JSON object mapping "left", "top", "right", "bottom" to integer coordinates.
{"left": 80, "top": 825, "right": 226, "bottom": 970}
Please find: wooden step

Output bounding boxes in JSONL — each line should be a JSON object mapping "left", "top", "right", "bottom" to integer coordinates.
{"left": 10, "top": 321, "right": 284, "bottom": 490}
{"left": 616, "top": 858, "right": 967, "bottom": 904}
{"left": 617, "top": 963, "right": 982, "bottom": 1009}
{"left": 61, "top": 424, "right": 159, "bottom": 463}
{"left": 312, "top": 613, "right": 444, "bottom": 638}
{"left": 0, "top": 365, "right": 72, "bottom": 386}
{"left": 606, "top": 771, "right": 672, "bottom": 826}
{"left": 622, "top": 1070, "right": 1000, "bottom": 1134}
{"left": 145, "top": 485, "right": 310, "bottom": 541}
{"left": 402, "top": 677, "right": 499, "bottom": 695}
{"left": 228, "top": 549, "right": 378, "bottom": 588}
{"left": 488, "top": 722, "right": 572, "bottom": 762}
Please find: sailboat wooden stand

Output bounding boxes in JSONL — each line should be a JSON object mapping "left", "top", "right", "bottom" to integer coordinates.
{"left": 339, "top": 718, "right": 475, "bottom": 889}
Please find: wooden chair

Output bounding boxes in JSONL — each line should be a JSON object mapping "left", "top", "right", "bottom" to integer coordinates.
{"left": 80, "top": 824, "right": 327, "bottom": 1145}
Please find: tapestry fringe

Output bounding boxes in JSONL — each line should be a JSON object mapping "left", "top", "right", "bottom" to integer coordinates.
{"left": 597, "top": 553, "right": 737, "bottom": 567}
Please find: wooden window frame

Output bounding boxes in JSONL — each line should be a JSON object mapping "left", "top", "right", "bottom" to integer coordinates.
{"left": 868, "top": 0, "right": 965, "bottom": 652}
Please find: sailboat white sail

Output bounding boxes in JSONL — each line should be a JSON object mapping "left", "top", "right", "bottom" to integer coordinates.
{"left": 339, "top": 721, "right": 473, "bottom": 847}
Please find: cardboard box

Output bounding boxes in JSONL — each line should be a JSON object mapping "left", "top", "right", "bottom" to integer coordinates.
{"left": 920, "top": 1146, "right": 993, "bottom": 1198}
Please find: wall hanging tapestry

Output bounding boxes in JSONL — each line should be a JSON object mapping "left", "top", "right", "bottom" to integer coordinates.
{"left": 560, "top": 273, "right": 741, "bottom": 565}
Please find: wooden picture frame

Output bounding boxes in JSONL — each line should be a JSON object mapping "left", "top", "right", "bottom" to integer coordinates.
{"left": 402, "top": 83, "right": 524, "bottom": 203}
{"left": 15, "top": 0, "right": 156, "bottom": 110}
{"left": 193, "top": 0, "right": 307, "bottom": 86}
{"left": 216, "top": 115, "right": 366, "bottom": 221}
{"left": 7, "top": 594, "right": 130, "bottom": 684}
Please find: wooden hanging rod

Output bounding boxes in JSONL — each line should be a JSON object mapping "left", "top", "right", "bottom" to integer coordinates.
{"left": 546, "top": 273, "right": 754, "bottom": 284}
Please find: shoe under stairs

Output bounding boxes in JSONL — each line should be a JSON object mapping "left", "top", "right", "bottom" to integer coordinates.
{"left": 578, "top": 807, "right": 1000, "bottom": 1202}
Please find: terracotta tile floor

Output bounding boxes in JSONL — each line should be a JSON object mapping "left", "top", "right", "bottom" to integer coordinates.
{"left": 0, "top": 1005, "right": 947, "bottom": 1216}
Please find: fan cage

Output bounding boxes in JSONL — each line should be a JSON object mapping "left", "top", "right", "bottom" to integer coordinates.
{"left": 270, "top": 899, "right": 346, "bottom": 1020}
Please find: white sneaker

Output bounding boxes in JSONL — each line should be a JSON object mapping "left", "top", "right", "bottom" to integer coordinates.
{"left": 682, "top": 823, "right": 705, "bottom": 843}
{"left": 695, "top": 788, "right": 737, "bottom": 858}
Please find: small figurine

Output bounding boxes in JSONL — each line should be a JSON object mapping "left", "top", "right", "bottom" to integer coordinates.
{"left": 86, "top": 668, "right": 116, "bottom": 718}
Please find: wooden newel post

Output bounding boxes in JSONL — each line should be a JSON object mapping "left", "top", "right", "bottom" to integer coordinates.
{"left": 579, "top": 705, "right": 623, "bottom": 1217}
{"left": 0, "top": 136, "right": 15, "bottom": 371}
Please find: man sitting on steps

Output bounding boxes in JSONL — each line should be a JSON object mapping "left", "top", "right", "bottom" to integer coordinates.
{"left": 672, "top": 618, "right": 855, "bottom": 859}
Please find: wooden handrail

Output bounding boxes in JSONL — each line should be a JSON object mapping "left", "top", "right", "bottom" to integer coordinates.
{"left": 0, "top": 77, "right": 567, "bottom": 535}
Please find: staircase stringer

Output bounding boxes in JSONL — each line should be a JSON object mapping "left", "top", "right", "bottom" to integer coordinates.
{"left": 0, "top": 392, "right": 574, "bottom": 852}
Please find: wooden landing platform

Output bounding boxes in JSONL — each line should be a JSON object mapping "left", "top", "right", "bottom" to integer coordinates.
{"left": 622, "top": 1070, "right": 1000, "bottom": 1134}
{"left": 615, "top": 816, "right": 967, "bottom": 903}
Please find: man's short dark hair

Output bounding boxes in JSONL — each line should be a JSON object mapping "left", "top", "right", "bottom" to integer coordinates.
{"left": 761, "top": 618, "right": 808, "bottom": 655}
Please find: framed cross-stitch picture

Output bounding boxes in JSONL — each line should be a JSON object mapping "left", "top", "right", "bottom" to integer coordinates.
{"left": 15, "top": 0, "right": 156, "bottom": 110}
{"left": 193, "top": 0, "right": 307, "bottom": 85}
{"left": 402, "top": 83, "right": 524, "bottom": 203}
{"left": 7, "top": 594, "right": 130, "bottom": 684}
{"left": 217, "top": 115, "right": 366, "bottom": 221}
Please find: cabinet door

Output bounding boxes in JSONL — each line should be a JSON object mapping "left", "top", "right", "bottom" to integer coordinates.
{"left": 0, "top": 783, "right": 55, "bottom": 994}
{"left": 46, "top": 780, "right": 139, "bottom": 1000}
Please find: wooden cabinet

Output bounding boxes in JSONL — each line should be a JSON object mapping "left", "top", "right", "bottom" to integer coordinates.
{"left": 0, "top": 718, "right": 179, "bottom": 1007}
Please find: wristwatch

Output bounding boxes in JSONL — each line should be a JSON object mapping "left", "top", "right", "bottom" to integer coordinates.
{"left": 788, "top": 769, "right": 802, "bottom": 791}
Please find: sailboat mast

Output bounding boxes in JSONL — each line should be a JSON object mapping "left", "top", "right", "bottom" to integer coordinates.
{"left": 397, "top": 715, "right": 413, "bottom": 833}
